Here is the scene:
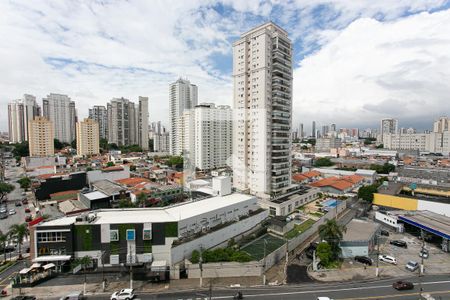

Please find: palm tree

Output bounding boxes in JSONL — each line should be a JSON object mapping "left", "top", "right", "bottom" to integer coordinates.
{"left": 74, "top": 255, "right": 92, "bottom": 295}
{"left": 0, "top": 231, "right": 8, "bottom": 261}
{"left": 9, "top": 223, "right": 28, "bottom": 259}
{"left": 318, "top": 219, "right": 346, "bottom": 259}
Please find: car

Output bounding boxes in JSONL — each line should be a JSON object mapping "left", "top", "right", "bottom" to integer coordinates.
{"left": 390, "top": 240, "right": 407, "bottom": 248}
{"left": 317, "top": 297, "right": 334, "bottom": 300}
{"left": 393, "top": 280, "right": 414, "bottom": 290}
{"left": 380, "top": 229, "right": 390, "bottom": 236}
{"left": 24, "top": 208, "right": 31, "bottom": 213}
{"left": 8, "top": 209, "right": 16, "bottom": 215}
{"left": 15, "top": 202, "right": 22, "bottom": 207}
{"left": 21, "top": 192, "right": 26, "bottom": 196}
{"left": 419, "top": 249, "right": 429, "bottom": 258}
{"left": 11, "top": 296, "right": 37, "bottom": 300}
{"left": 59, "top": 291, "right": 86, "bottom": 300}
{"left": 406, "top": 260, "right": 419, "bottom": 272}
{"left": 1, "top": 245, "right": 16, "bottom": 253}
{"left": 25, "top": 215, "right": 32, "bottom": 222}
{"left": 0, "top": 214, "right": 8, "bottom": 220}
{"left": 354, "top": 256, "right": 373, "bottom": 266}
{"left": 111, "top": 289, "right": 135, "bottom": 300}
{"left": 22, "top": 199, "right": 28, "bottom": 205}
{"left": 379, "top": 254, "right": 397, "bottom": 265}
{"left": 0, "top": 207, "right": 7, "bottom": 214}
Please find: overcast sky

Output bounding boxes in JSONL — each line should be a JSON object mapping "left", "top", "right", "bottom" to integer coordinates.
{"left": 1, "top": 0, "right": 450, "bottom": 133}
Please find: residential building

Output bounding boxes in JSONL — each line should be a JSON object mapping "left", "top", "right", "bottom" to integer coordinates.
{"left": 383, "top": 131, "right": 450, "bottom": 154}
{"left": 258, "top": 186, "right": 320, "bottom": 216}
{"left": 88, "top": 105, "right": 108, "bottom": 139}
{"left": 28, "top": 117, "right": 54, "bottom": 157}
{"left": 138, "top": 96, "right": 149, "bottom": 150}
{"left": 43, "top": 93, "right": 76, "bottom": 143}
{"left": 232, "top": 22, "right": 293, "bottom": 197}
{"left": 433, "top": 116, "right": 450, "bottom": 133}
{"left": 340, "top": 219, "right": 380, "bottom": 258}
{"left": 312, "top": 121, "right": 316, "bottom": 138}
{"left": 154, "top": 132, "right": 170, "bottom": 153}
{"left": 299, "top": 123, "right": 304, "bottom": 138}
{"left": 169, "top": 78, "right": 198, "bottom": 155}
{"left": 107, "top": 97, "right": 136, "bottom": 146}
{"left": 76, "top": 118, "right": 100, "bottom": 156}
{"left": 315, "top": 137, "right": 342, "bottom": 152}
{"left": 7, "top": 94, "right": 41, "bottom": 143}
{"left": 380, "top": 118, "right": 398, "bottom": 143}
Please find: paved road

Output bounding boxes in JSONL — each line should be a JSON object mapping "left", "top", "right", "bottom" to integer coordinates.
{"left": 42, "top": 275, "right": 450, "bottom": 300}
{"left": 0, "top": 260, "right": 27, "bottom": 290}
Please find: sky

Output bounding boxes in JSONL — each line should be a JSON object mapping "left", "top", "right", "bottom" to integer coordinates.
{"left": 1, "top": 0, "right": 450, "bottom": 133}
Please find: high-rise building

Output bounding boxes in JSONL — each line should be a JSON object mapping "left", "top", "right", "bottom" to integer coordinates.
{"left": 138, "top": 96, "right": 149, "bottom": 151}
{"left": 183, "top": 103, "right": 232, "bottom": 171}
{"left": 380, "top": 118, "right": 398, "bottom": 143}
{"left": 433, "top": 116, "right": 450, "bottom": 133}
{"left": 154, "top": 132, "right": 170, "bottom": 153}
{"left": 107, "top": 97, "right": 148, "bottom": 149}
{"left": 7, "top": 94, "right": 41, "bottom": 143}
{"left": 89, "top": 105, "right": 108, "bottom": 139}
{"left": 330, "top": 123, "right": 336, "bottom": 132}
{"left": 312, "top": 121, "right": 316, "bottom": 138}
{"left": 322, "top": 125, "right": 329, "bottom": 137}
{"left": 169, "top": 78, "right": 198, "bottom": 155}
{"left": 232, "top": 22, "right": 293, "bottom": 197}
{"left": 76, "top": 118, "right": 100, "bottom": 156}
{"left": 299, "top": 123, "right": 304, "bottom": 138}
{"left": 28, "top": 117, "right": 54, "bottom": 157}
{"left": 42, "top": 93, "right": 76, "bottom": 143}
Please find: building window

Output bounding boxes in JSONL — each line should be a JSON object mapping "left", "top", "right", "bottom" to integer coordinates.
{"left": 37, "top": 232, "right": 65, "bottom": 243}
{"left": 126, "top": 229, "right": 136, "bottom": 241}
{"left": 143, "top": 229, "right": 152, "bottom": 240}
{"left": 269, "top": 207, "right": 276, "bottom": 216}
{"left": 110, "top": 230, "right": 119, "bottom": 241}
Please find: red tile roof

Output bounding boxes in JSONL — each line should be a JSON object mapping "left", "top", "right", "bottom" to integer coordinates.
{"left": 116, "top": 177, "right": 150, "bottom": 186}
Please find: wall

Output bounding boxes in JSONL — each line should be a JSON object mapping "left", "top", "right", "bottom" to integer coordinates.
{"left": 373, "top": 194, "right": 418, "bottom": 210}
{"left": 417, "top": 201, "right": 450, "bottom": 217}
{"left": 171, "top": 210, "right": 269, "bottom": 266}
{"left": 186, "top": 261, "right": 262, "bottom": 278}
{"left": 35, "top": 172, "right": 87, "bottom": 200}
{"left": 375, "top": 211, "right": 402, "bottom": 230}
{"left": 87, "top": 165, "right": 130, "bottom": 184}
{"left": 341, "top": 245, "right": 368, "bottom": 258}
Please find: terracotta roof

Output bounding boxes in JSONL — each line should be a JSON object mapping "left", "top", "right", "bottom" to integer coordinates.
{"left": 310, "top": 174, "right": 363, "bottom": 191}
{"left": 310, "top": 177, "right": 340, "bottom": 187}
{"left": 292, "top": 174, "right": 307, "bottom": 182}
{"left": 37, "top": 173, "right": 66, "bottom": 180}
{"left": 340, "top": 175, "right": 365, "bottom": 184}
{"left": 102, "top": 166, "right": 124, "bottom": 171}
{"left": 50, "top": 190, "right": 78, "bottom": 197}
{"left": 329, "top": 180, "right": 354, "bottom": 191}
{"left": 302, "top": 170, "right": 321, "bottom": 178}
{"left": 36, "top": 165, "right": 54, "bottom": 169}
{"left": 116, "top": 177, "right": 150, "bottom": 186}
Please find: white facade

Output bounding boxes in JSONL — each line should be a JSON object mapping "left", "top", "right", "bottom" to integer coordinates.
{"left": 169, "top": 78, "right": 198, "bottom": 155}
{"left": 43, "top": 93, "right": 76, "bottom": 143}
{"left": 232, "top": 22, "right": 293, "bottom": 197}
{"left": 380, "top": 118, "right": 398, "bottom": 143}
{"left": 433, "top": 116, "right": 450, "bottom": 133}
{"left": 89, "top": 105, "right": 108, "bottom": 139}
{"left": 153, "top": 132, "right": 170, "bottom": 153}
{"left": 138, "top": 96, "right": 149, "bottom": 150}
{"left": 383, "top": 132, "right": 450, "bottom": 154}
{"left": 8, "top": 95, "right": 41, "bottom": 143}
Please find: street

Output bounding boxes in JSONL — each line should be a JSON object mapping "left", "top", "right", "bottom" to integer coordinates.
{"left": 42, "top": 275, "right": 450, "bottom": 300}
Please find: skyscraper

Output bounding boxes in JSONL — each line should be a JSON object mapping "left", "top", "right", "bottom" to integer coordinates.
{"left": 43, "top": 93, "right": 76, "bottom": 143}
{"left": 299, "top": 123, "right": 304, "bottom": 138}
{"left": 433, "top": 116, "right": 450, "bottom": 133}
{"left": 312, "top": 121, "right": 316, "bottom": 138}
{"left": 76, "top": 118, "right": 100, "bottom": 156}
{"left": 169, "top": 78, "right": 198, "bottom": 155}
{"left": 138, "top": 96, "right": 149, "bottom": 151}
{"left": 7, "top": 94, "right": 41, "bottom": 143}
{"left": 232, "top": 22, "right": 293, "bottom": 197}
{"left": 89, "top": 105, "right": 108, "bottom": 139}
{"left": 380, "top": 118, "right": 398, "bottom": 143}
{"left": 28, "top": 117, "right": 54, "bottom": 157}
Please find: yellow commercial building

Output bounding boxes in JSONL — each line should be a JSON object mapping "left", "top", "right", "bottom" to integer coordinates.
{"left": 373, "top": 193, "right": 418, "bottom": 211}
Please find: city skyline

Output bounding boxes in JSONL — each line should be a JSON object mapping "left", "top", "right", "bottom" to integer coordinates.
{"left": 1, "top": 1, "right": 450, "bottom": 132}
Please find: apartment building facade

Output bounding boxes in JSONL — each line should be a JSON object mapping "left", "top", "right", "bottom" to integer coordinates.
{"left": 28, "top": 117, "right": 54, "bottom": 157}
{"left": 232, "top": 22, "right": 293, "bottom": 197}
{"left": 76, "top": 118, "right": 100, "bottom": 156}
{"left": 7, "top": 94, "right": 41, "bottom": 143}
{"left": 88, "top": 105, "right": 108, "bottom": 139}
{"left": 43, "top": 93, "right": 77, "bottom": 143}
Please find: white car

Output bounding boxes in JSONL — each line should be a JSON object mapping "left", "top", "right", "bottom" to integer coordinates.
{"left": 8, "top": 209, "right": 16, "bottom": 215}
{"left": 379, "top": 254, "right": 397, "bottom": 265}
{"left": 317, "top": 297, "right": 334, "bottom": 300}
{"left": 111, "top": 289, "right": 135, "bottom": 300}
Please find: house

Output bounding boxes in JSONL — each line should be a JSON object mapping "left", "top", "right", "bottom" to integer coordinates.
{"left": 340, "top": 219, "right": 380, "bottom": 258}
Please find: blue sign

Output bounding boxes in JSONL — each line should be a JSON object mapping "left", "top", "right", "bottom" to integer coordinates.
{"left": 126, "top": 229, "right": 135, "bottom": 241}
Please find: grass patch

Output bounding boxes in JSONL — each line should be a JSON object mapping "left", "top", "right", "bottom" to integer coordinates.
{"left": 310, "top": 212, "right": 323, "bottom": 217}
{"left": 285, "top": 219, "right": 316, "bottom": 240}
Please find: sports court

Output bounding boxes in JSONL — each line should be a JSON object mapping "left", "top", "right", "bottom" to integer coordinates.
{"left": 241, "top": 234, "right": 285, "bottom": 261}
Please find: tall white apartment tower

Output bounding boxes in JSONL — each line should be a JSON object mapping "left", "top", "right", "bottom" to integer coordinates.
{"left": 232, "top": 22, "right": 293, "bottom": 197}
{"left": 8, "top": 94, "right": 41, "bottom": 143}
{"left": 107, "top": 97, "right": 136, "bottom": 146}
{"left": 169, "top": 78, "right": 198, "bottom": 155}
{"left": 89, "top": 105, "right": 108, "bottom": 139}
{"left": 43, "top": 93, "right": 76, "bottom": 143}
{"left": 138, "top": 96, "right": 149, "bottom": 150}
{"left": 380, "top": 118, "right": 398, "bottom": 143}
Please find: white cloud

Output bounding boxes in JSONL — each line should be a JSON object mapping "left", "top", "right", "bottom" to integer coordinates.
{"left": 293, "top": 10, "right": 450, "bottom": 131}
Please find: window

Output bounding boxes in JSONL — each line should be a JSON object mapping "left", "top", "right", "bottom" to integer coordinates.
{"left": 269, "top": 207, "right": 276, "bottom": 216}
{"left": 126, "top": 229, "right": 135, "bottom": 241}
{"left": 110, "top": 230, "right": 119, "bottom": 241}
{"left": 37, "top": 232, "right": 65, "bottom": 243}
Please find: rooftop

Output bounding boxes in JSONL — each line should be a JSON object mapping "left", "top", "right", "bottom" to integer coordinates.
{"left": 92, "top": 179, "right": 126, "bottom": 196}
{"left": 38, "top": 193, "right": 257, "bottom": 227}
{"left": 342, "top": 219, "right": 380, "bottom": 241}
{"left": 395, "top": 210, "right": 450, "bottom": 239}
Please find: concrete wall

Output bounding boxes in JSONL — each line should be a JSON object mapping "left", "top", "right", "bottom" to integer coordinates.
{"left": 375, "top": 211, "right": 403, "bottom": 230}
{"left": 171, "top": 210, "right": 269, "bottom": 265}
{"left": 341, "top": 245, "right": 368, "bottom": 258}
{"left": 186, "top": 261, "right": 263, "bottom": 278}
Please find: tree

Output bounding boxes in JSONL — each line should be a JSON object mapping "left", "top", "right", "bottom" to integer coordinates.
{"left": 0, "top": 182, "right": 14, "bottom": 201}
{"left": 0, "top": 231, "right": 8, "bottom": 261}
{"left": 9, "top": 223, "right": 28, "bottom": 259}
{"left": 99, "top": 138, "right": 108, "bottom": 150}
{"left": 318, "top": 219, "right": 346, "bottom": 260}
{"left": 106, "top": 161, "right": 115, "bottom": 167}
{"left": 357, "top": 184, "right": 379, "bottom": 202}
{"left": 370, "top": 163, "right": 395, "bottom": 174}
{"left": 71, "top": 139, "right": 77, "bottom": 149}
{"left": 12, "top": 142, "right": 29, "bottom": 158}
{"left": 17, "top": 177, "right": 31, "bottom": 190}
{"left": 314, "top": 157, "right": 334, "bottom": 167}
{"left": 316, "top": 242, "right": 333, "bottom": 267}
{"left": 108, "top": 143, "right": 119, "bottom": 150}
{"left": 137, "top": 192, "right": 148, "bottom": 207}
{"left": 54, "top": 139, "right": 64, "bottom": 150}
{"left": 376, "top": 144, "right": 384, "bottom": 149}
{"left": 73, "top": 255, "right": 92, "bottom": 295}
{"left": 167, "top": 156, "right": 183, "bottom": 168}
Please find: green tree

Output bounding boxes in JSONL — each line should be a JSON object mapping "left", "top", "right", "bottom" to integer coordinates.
{"left": 71, "top": 139, "right": 77, "bottom": 149}
{"left": 370, "top": 163, "right": 395, "bottom": 174}
{"left": 12, "top": 142, "right": 29, "bottom": 158}
{"left": 9, "top": 223, "right": 28, "bottom": 259}
{"left": 376, "top": 144, "right": 384, "bottom": 149}
{"left": 17, "top": 177, "right": 31, "bottom": 190}
{"left": 108, "top": 143, "right": 119, "bottom": 150}
{"left": 137, "top": 192, "right": 148, "bottom": 207}
{"left": 191, "top": 250, "right": 200, "bottom": 263}
{"left": 357, "top": 184, "right": 379, "bottom": 202}
{"left": 167, "top": 156, "right": 183, "bottom": 168}
{"left": 99, "top": 138, "right": 108, "bottom": 150}
{"left": 0, "top": 182, "right": 15, "bottom": 201}
{"left": 316, "top": 242, "right": 333, "bottom": 267}
{"left": 318, "top": 219, "right": 346, "bottom": 260}
{"left": 314, "top": 157, "right": 334, "bottom": 167}
{"left": 73, "top": 255, "right": 92, "bottom": 294}
{"left": 106, "top": 161, "right": 115, "bottom": 167}
{"left": 54, "top": 139, "right": 64, "bottom": 150}
{"left": 0, "top": 231, "right": 9, "bottom": 261}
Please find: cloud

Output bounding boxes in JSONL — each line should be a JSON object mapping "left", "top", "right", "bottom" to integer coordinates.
{"left": 0, "top": 0, "right": 449, "bottom": 133}
{"left": 293, "top": 10, "right": 450, "bottom": 131}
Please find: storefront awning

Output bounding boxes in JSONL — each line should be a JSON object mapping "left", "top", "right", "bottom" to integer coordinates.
{"left": 19, "top": 267, "right": 31, "bottom": 275}
{"left": 43, "top": 263, "right": 56, "bottom": 270}
{"left": 30, "top": 263, "right": 41, "bottom": 269}
{"left": 33, "top": 255, "right": 71, "bottom": 262}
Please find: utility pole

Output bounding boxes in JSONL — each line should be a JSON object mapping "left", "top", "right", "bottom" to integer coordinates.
{"left": 419, "top": 229, "right": 425, "bottom": 299}
{"left": 283, "top": 238, "right": 289, "bottom": 284}
{"left": 262, "top": 239, "right": 267, "bottom": 285}
{"left": 199, "top": 246, "right": 203, "bottom": 288}
{"left": 375, "top": 234, "right": 380, "bottom": 277}
{"left": 129, "top": 244, "right": 133, "bottom": 289}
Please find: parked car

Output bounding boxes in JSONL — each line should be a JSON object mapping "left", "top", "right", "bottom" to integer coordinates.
{"left": 317, "top": 298, "right": 334, "bottom": 300}
{"left": 15, "top": 202, "right": 22, "bottom": 207}
{"left": 354, "top": 256, "right": 373, "bottom": 266}
{"left": 0, "top": 214, "right": 8, "bottom": 220}
{"left": 0, "top": 207, "right": 7, "bottom": 214}
{"left": 59, "top": 291, "right": 86, "bottom": 300}
{"left": 419, "top": 249, "right": 429, "bottom": 258}
{"left": 380, "top": 229, "right": 390, "bottom": 236}
{"left": 25, "top": 215, "right": 32, "bottom": 222}
{"left": 22, "top": 199, "right": 28, "bottom": 205}
{"left": 379, "top": 255, "right": 397, "bottom": 265}
{"left": 393, "top": 280, "right": 414, "bottom": 290}
{"left": 11, "top": 296, "right": 37, "bottom": 300}
{"left": 111, "top": 289, "right": 136, "bottom": 300}
{"left": 406, "top": 261, "right": 419, "bottom": 272}
{"left": 24, "top": 208, "right": 31, "bottom": 213}
{"left": 0, "top": 245, "right": 16, "bottom": 253}
{"left": 8, "top": 209, "right": 16, "bottom": 215}
{"left": 390, "top": 240, "right": 407, "bottom": 248}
